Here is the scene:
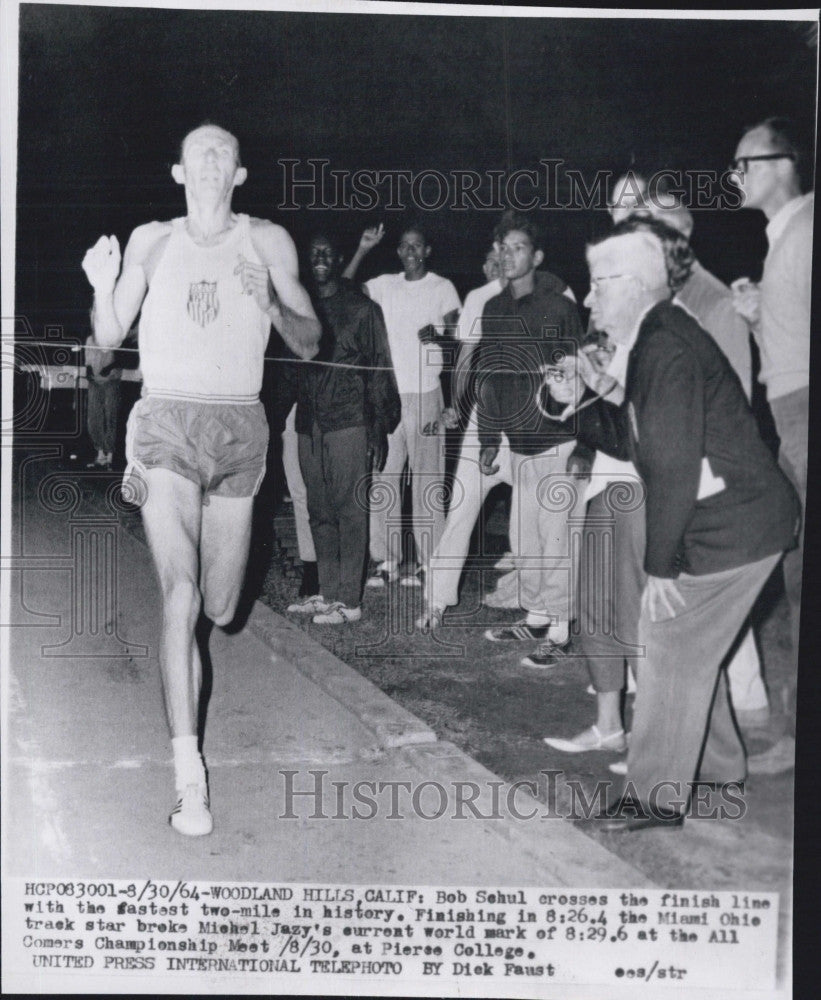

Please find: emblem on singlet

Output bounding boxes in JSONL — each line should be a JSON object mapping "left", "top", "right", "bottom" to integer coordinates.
{"left": 187, "top": 281, "right": 219, "bottom": 327}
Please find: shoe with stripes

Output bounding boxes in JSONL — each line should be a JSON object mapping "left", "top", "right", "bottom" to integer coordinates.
{"left": 484, "top": 620, "right": 552, "bottom": 643}
{"left": 521, "top": 638, "right": 570, "bottom": 669}
{"left": 312, "top": 602, "right": 362, "bottom": 624}
{"left": 169, "top": 783, "right": 213, "bottom": 837}
{"left": 287, "top": 594, "right": 329, "bottom": 614}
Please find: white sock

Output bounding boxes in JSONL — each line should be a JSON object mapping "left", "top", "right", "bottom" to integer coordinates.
{"left": 548, "top": 620, "right": 569, "bottom": 644}
{"left": 172, "top": 736, "right": 205, "bottom": 791}
{"left": 525, "top": 610, "right": 552, "bottom": 627}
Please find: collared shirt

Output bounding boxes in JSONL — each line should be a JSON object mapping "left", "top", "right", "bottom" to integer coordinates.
{"left": 766, "top": 192, "right": 811, "bottom": 246}
{"left": 758, "top": 191, "right": 813, "bottom": 399}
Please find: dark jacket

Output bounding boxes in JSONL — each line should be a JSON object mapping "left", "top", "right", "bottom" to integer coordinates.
{"left": 295, "top": 279, "right": 401, "bottom": 439}
{"left": 477, "top": 272, "right": 585, "bottom": 455}
{"left": 576, "top": 300, "right": 800, "bottom": 578}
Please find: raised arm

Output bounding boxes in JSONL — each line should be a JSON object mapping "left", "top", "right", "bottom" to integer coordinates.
{"left": 248, "top": 221, "right": 320, "bottom": 360}
{"left": 342, "top": 224, "right": 385, "bottom": 281}
{"left": 82, "top": 224, "right": 159, "bottom": 347}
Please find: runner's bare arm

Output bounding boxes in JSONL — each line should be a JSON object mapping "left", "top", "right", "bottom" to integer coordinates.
{"left": 82, "top": 222, "right": 167, "bottom": 347}
{"left": 249, "top": 220, "right": 320, "bottom": 360}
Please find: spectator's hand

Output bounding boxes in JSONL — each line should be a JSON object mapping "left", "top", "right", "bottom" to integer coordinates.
{"left": 730, "top": 278, "right": 761, "bottom": 328}
{"left": 567, "top": 451, "right": 592, "bottom": 481}
{"left": 359, "top": 224, "right": 385, "bottom": 253}
{"left": 82, "top": 235, "right": 121, "bottom": 295}
{"left": 544, "top": 357, "right": 584, "bottom": 407}
{"left": 577, "top": 347, "right": 619, "bottom": 397}
{"left": 417, "top": 323, "right": 438, "bottom": 344}
{"left": 235, "top": 255, "right": 277, "bottom": 314}
{"left": 642, "top": 575, "right": 686, "bottom": 622}
{"left": 479, "top": 446, "right": 500, "bottom": 476}
{"left": 441, "top": 407, "right": 459, "bottom": 430}
{"left": 368, "top": 429, "right": 389, "bottom": 473}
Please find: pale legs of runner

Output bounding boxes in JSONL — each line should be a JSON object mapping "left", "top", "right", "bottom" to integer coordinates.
{"left": 420, "top": 406, "right": 512, "bottom": 627}
{"left": 140, "top": 467, "right": 254, "bottom": 835}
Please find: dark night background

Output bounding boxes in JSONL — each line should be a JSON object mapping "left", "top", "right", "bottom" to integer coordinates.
{"left": 14, "top": 4, "right": 818, "bottom": 342}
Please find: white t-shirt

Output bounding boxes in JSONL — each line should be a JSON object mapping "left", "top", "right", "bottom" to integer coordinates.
{"left": 366, "top": 271, "right": 461, "bottom": 394}
{"left": 457, "top": 279, "right": 503, "bottom": 342}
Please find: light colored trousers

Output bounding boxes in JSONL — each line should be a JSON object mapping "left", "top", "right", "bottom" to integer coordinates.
{"left": 370, "top": 388, "right": 446, "bottom": 569}
{"left": 581, "top": 486, "right": 768, "bottom": 711}
{"left": 628, "top": 553, "right": 780, "bottom": 812}
{"left": 426, "top": 406, "right": 513, "bottom": 608}
{"left": 282, "top": 405, "right": 316, "bottom": 563}
{"left": 509, "top": 440, "right": 584, "bottom": 622}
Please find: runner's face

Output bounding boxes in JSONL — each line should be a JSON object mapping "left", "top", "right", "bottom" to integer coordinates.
{"left": 397, "top": 231, "right": 430, "bottom": 278}
{"left": 309, "top": 238, "right": 340, "bottom": 285}
{"left": 179, "top": 127, "right": 242, "bottom": 202}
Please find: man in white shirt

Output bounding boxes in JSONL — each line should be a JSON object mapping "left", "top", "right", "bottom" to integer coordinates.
{"left": 731, "top": 117, "right": 814, "bottom": 774}
{"left": 348, "top": 224, "right": 461, "bottom": 585}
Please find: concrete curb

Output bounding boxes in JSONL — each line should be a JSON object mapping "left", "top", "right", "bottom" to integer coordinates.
{"left": 402, "top": 741, "right": 651, "bottom": 887}
{"left": 246, "top": 602, "right": 438, "bottom": 749}
{"left": 246, "top": 601, "right": 650, "bottom": 887}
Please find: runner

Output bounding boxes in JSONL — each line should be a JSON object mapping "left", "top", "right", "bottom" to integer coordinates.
{"left": 81, "top": 123, "right": 320, "bottom": 835}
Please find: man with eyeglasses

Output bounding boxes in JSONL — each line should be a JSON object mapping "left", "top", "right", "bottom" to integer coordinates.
{"left": 545, "top": 227, "right": 799, "bottom": 831}
{"left": 730, "top": 117, "right": 813, "bottom": 775}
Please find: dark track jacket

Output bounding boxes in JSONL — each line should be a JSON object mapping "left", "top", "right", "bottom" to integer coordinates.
{"left": 295, "top": 279, "right": 401, "bottom": 441}
{"left": 477, "top": 272, "right": 585, "bottom": 456}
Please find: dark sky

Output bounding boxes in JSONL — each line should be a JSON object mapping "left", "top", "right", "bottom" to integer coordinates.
{"left": 14, "top": 4, "right": 818, "bottom": 338}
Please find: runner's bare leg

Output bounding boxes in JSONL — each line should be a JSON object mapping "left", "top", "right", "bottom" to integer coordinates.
{"left": 199, "top": 494, "right": 255, "bottom": 627}
{"left": 140, "top": 467, "right": 203, "bottom": 737}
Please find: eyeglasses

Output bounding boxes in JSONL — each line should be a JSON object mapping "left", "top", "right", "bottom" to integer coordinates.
{"left": 588, "top": 274, "right": 633, "bottom": 293}
{"left": 729, "top": 153, "right": 795, "bottom": 173}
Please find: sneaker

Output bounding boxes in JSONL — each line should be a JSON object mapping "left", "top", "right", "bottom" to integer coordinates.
{"left": 400, "top": 571, "right": 422, "bottom": 588}
{"left": 485, "top": 620, "right": 568, "bottom": 644}
{"left": 416, "top": 606, "right": 445, "bottom": 631}
{"left": 543, "top": 725, "right": 627, "bottom": 753}
{"left": 521, "top": 640, "right": 569, "bottom": 669}
{"left": 287, "top": 594, "right": 328, "bottom": 614}
{"left": 366, "top": 563, "right": 399, "bottom": 588}
{"left": 169, "top": 783, "right": 213, "bottom": 837}
{"left": 312, "top": 602, "right": 362, "bottom": 624}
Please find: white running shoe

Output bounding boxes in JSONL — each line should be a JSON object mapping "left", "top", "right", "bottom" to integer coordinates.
{"left": 366, "top": 562, "right": 400, "bottom": 588}
{"left": 312, "top": 602, "right": 362, "bottom": 624}
{"left": 416, "top": 606, "right": 445, "bottom": 631}
{"left": 169, "top": 783, "right": 213, "bottom": 836}
{"left": 287, "top": 594, "right": 329, "bottom": 614}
